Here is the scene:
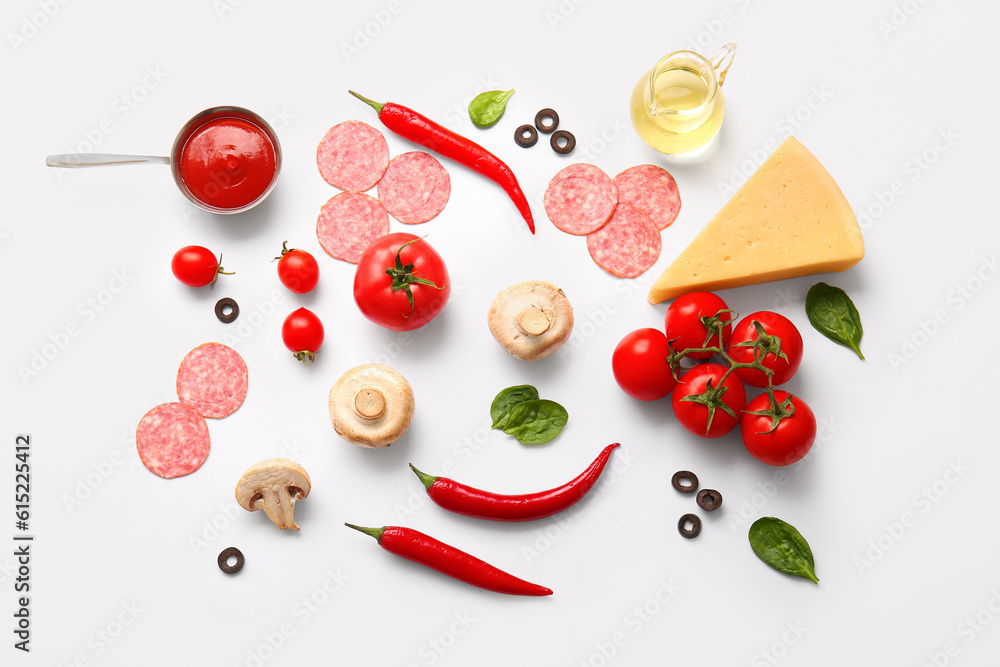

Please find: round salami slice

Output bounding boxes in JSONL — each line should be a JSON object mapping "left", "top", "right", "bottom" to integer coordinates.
{"left": 176, "top": 343, "right": 248, "bottom": 419}
{"left": 377, "top": 152, "right": 451, "bottom": 224}
{"left": 543, "top": 163, "right": 618, "bottom": 235}
{"left": 586, "top": 203, "right": 661, "bottom": 279}
{"left": 612, "top": 164, "right": 681, "bottom": 230}
{"left": 316, "top": 120, "right": 389, "bottom": 192}
{"left": 316, "top": 192, "right": 390, "bottom": 264}
{"left": 136, "top": 402, "right": 211, "bottom": 479}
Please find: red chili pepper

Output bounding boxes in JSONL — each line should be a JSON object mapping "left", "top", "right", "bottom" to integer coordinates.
{"left": 345, "top": 523, "right": 552, "bottom": 596}
{"left": 349, "top": 90, "right": 536, "bottom": 235}
{"left": 409, "top": 443, "right": 620, "bottom": 522}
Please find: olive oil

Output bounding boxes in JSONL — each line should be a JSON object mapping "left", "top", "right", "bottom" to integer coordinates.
{"left": 654, "top": 67, "right": 711, "bottom": 111}
{"left": 630, "top": 45, "right": 735, "bottom": 155}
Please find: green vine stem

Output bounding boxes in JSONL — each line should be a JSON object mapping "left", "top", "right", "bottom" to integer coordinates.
{"left": 667, "top": 315, "right": 790, "bottom": 430}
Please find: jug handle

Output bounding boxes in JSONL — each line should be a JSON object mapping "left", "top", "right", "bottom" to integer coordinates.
{"left": 710, "top": 43, "right": 737, "bottom": 86}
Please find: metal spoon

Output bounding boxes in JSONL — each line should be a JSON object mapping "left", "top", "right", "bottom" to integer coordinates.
{"left": 44, "top": 154, "right": 171, "bottom": 168}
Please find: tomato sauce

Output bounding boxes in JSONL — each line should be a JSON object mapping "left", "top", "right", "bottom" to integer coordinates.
{"left": 176, "top": 115, "right": 277, "bottom": 211}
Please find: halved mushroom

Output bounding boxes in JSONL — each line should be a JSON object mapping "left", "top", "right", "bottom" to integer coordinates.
{"left": 329, "top": 364, "right": 414, "bottom": 448}
{"left": 487, "top": 280, "right": 574, "bottom": 361}
{"left": 235, "top": 458, "right": 311, "bottom": 531}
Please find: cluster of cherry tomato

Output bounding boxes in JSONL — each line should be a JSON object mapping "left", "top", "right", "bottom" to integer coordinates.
{"left": 170, "top": 234, "right": 451, "bottom": 364}
{"left": 170, "top": 243, "right": 325, "bottom": 364}
{"left": 274, "top": 242, "right": 324, "bottom": 364}
{"left": 612, "top": 291, "right": 817, "bottom": 467}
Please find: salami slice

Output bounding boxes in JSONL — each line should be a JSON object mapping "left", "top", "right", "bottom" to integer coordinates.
{"left": 612, "top": 164, "right": 681, "bottom": 230}
{"left": 586, "top": 203, "right": 661, "bottom": 278}
{"left": 543, "top": 163, "right": 618, "bottom": 235}
{"left": 316, "top": 120, "right": 389, "bottom": 192}
{"left": 176, "top": 343, "right": 248, "bottom": 419}
{"left": 136, "top": 402, "right": 211, "bottom": 479}
{"left": 316, "top": 192, "right": 390, "bottom": 264}
{"left": 377, "top": 152, "right": 451, "bottom": 224}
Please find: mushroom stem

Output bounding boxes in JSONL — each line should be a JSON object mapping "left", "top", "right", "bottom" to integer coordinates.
{"left": 352, "top": 387, "right": 386, "bottom": 420}
{"left": 260, "top": 486, "right": 300, "bottom": 531}
{"left": 517, "top": 307, "right": 551, "bottom": 336}
{"left": 487, "top": 281, "right": 574, "bottom": 361}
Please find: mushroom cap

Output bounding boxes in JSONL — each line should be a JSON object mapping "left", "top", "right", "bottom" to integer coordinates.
{"left": 235, "top": 458, "right": 311, "bottom": 530}
{"left": 487, "top": 280, "right": 574, "bottom": 361}
{"left": 328, "top": 364, "right": 415, "bottom": 448}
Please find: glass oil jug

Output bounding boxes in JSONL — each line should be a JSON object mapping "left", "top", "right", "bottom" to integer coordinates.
{"left": 629, "top": 43, "right": 736, "bottom": 155}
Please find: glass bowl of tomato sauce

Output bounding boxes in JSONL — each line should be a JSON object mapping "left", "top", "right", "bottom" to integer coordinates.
{"left": 46, "top": 106, "right": 281, "bottom": 215}
{"left": 170, "top": 106, "right": 281, "bottom": 214}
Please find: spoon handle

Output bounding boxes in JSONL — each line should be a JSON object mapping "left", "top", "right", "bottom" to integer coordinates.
{"left": 45, "top": 154, "right": 171, "bottom": 168}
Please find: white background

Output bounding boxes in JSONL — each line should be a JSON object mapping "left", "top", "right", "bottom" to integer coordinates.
{"left": 3, "top": 0, "right": 1000, "bottom": 665}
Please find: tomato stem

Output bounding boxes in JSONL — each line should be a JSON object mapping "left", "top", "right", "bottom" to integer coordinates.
{"left": 210, "top": 253, "right": 235, "bottom": 288}
{"left": 385, "top": 237, "right": 444, "bottom": 317}
{"left": 274, "top": 240, "right": 294, "bottom": 261}
{"left": 678, "top": 377, "right": 737, "bottom": 435}
{"left": 668, "top": 322, "right": 791, "bottom": 430}
{"left": 293, "top": 351, "right": 316, "bottom": 365}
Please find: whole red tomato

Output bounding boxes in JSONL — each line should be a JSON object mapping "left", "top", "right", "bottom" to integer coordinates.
{"left": 664, "top": 291, "right": 734, "bottom": 360}
{"left": 354, "top": 233, "right": 450, "bottom": 332}
{"left": 282, "top": 307, "right": 324, "bottom": 364}
{"left": 171, "top": 245, "right": 230, "bottom": 287}
{"left": 671, "top": 363, "right": 747, "bottom": 438}
{"left": 741, "top": 390, "right": 816, "bottom": 466}
{"left": 612, "top": 328, "right": 677, "bottom": 401}
{"left": 726, "top": 311, "right": 803, "bottom": 387}
{"left": 275, "top": 242, "right": 319, "bottom": 294}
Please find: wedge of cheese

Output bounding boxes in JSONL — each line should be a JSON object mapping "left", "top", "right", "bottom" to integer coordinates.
{"left": 648, "top": 136, "right": 864, "bottom": 304}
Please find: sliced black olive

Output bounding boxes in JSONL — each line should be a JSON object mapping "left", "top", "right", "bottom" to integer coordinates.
{"left": 671, "top": 470, "right": 699, "bottom": 493}
{"left": 534, "top": 108, "right": 560, "bottom": 133}
{"left": 215, "top": 297, "right": 239, "bottom": 323}
{"left": 217, "top": 546, "right": 245, "bottom": 574}
{"left": 514, "top": 124, "right": 538, "bottom": 148}
{"left": 697, "top": 489, "right": 723, "bottom": 511}
{"left": 550, "top": 130, "right": 576, "bottom": 154}
{"left": 678, "top": 514, "right": 702, "bottom": 539}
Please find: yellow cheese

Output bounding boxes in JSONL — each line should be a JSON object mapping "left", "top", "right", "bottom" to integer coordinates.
{"left": 648, "top": 136, "right": 864, "bottom": 304}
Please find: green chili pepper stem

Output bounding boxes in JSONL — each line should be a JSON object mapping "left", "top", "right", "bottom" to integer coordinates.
{"left": 345, "top": 523, "right": 385, "bottom": 542}
{"left": 348, "top": 90, "right": 384, "bottom": 115}
{"left": 408, "top": 464, "right": 438, "bottom": 491}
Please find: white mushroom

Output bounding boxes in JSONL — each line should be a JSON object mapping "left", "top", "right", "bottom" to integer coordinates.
{"left": 487, "top": 280, "right": 574, "bottom": 361}
{"left": 328, "top": 364, "right": 414, "bottom": 448}
{"left": 235, "top": 458, "right": 311, "bottom": 531}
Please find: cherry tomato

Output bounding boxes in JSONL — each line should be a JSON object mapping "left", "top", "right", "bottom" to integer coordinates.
{"left": 171, "top": 245, "right": 230, "bottom": 287}
{"left": 726, "top": 311, "right": 804, "bottom": 387}
{"left": 275, "top": 241, "right": 319, "bottom": 294}
{"left": 612, "top": 328, "right": 677, "bottom": 401}
{"left": 741, "top": 390, "right": 816, "bottom": 466}
{"left": 664, "top": 291, "right": 734, "bottom": 360}
{"left": 354, "top": 233, "right": 450, "bottom": 332}
{"left": 281, "top": 307, "right": 324, "bottom": 364}
{"left": 671, "top": 363, "right": 746, "bottom": 438}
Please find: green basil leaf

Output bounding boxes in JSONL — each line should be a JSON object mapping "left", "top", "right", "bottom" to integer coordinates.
{"left": 500, "top": 399, "right": 568, "bottom": 445}
{"left": 490, "top": 385, "right": 539, "bottom": 430}
{"left": 468, "top": 89, "right": 515, "bottom": 128}
{"left": 748, "top": 517, "right": 819, "bottom": 584}
{"left": 805, "top": 282, "right": 865, "bottom": 360}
